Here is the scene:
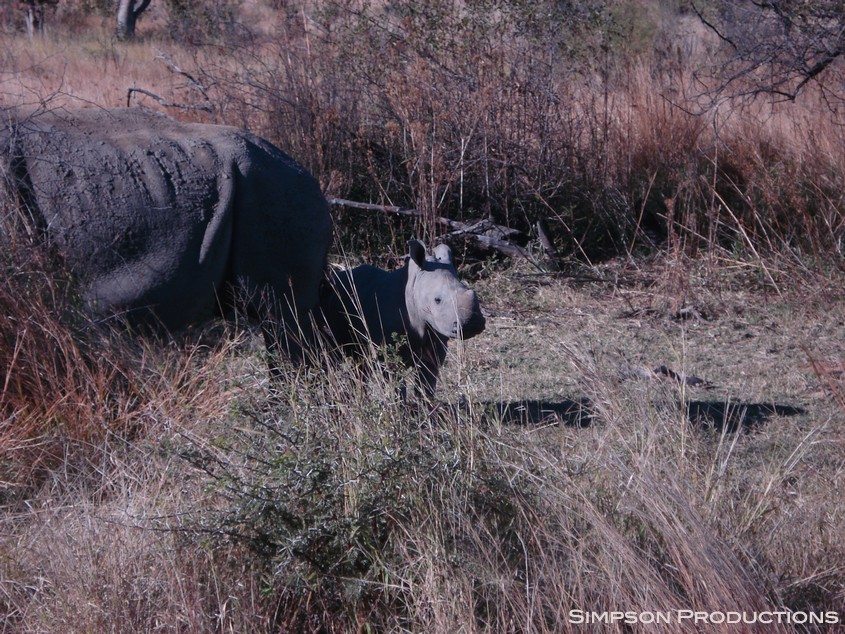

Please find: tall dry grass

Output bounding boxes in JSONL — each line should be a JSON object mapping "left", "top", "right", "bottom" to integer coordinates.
{"left": 0, "top": 231, "right": 247, "bottom": 493}
{"left": 5, "top": 328, "right": 831, "bottom": 632}
{"left": 0, "top": 236, "right": 260, "bottom": 630}
{"left": 0, "top": 235, "right": 125, "bottom": 492}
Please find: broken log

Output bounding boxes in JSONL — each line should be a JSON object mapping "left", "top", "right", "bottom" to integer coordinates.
{"left": 328, "top": 197, "right": 540, "bottom": 266}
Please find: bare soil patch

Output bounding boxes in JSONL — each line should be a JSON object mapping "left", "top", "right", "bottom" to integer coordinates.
{"left": 453, "top": 258, "right": 843, "bottom": 424}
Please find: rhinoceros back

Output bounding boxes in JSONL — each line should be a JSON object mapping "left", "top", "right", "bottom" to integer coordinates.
{"left": 1, "top": 108, "right": 330, "bottom": 331}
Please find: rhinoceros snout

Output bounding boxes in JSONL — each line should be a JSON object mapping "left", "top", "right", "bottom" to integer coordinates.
{"left": 454, "top": 311, "right": 485, "bottom": 339}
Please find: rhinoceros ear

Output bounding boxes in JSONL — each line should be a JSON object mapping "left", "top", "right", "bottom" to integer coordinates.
{"left": 408, "top": 240, "right": 427, "bottom": 270}
{"left": 433, "top": 244, "right": 453, "bottom": 266}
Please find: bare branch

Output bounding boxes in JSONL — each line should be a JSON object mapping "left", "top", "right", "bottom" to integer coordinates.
{"left": 694, "top": 0, "right": 845, "bottom": 106}
{"left": 124, "top": 50, "right": 216, "bottom": 118}
{"left": 126, "top": 87, "right": 214, "bottom": 113}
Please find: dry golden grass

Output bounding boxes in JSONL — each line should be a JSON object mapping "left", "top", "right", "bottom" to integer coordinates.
{"left": 1, "top": 30, "right": 173, "bottom": 109}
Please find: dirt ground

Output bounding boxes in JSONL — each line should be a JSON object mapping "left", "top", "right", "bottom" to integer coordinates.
{"left": 438, "top": 256, "right": 845, "bottom": 454}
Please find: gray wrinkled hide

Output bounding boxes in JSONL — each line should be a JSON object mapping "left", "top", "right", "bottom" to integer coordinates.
{"left": 319, "top": 240, "right": 485, "bottom": 395}
{"left": 0, "top": 107, "right": 331, "bottom": 351}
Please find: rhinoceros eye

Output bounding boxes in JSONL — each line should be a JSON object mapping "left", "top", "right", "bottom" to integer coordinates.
{"left": 434, "top": 297, "right": 442, "bottom": 305}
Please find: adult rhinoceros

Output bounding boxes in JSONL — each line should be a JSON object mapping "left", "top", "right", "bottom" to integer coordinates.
{"left": 0, "top": 107, "right": 331, "bottom": 355}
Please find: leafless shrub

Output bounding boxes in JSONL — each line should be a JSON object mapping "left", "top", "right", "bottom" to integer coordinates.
{"left": 693, "top": 0, "right": 845, "bottom": 105}
{"left": 125, "top": 1, "right": 839, "bottom": 265}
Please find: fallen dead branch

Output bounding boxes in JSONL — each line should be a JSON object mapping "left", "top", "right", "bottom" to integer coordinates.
{"left": 328, "top": 197, "right": 541, "bottom": 267}
{"left": 126, "top": 87, "right": 214, "bottom": 112}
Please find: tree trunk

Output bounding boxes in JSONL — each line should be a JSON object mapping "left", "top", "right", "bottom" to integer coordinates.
{"left": 24, "top": 5, "right": 42, "bottom": 41}
{"left": 116, "top": 0, "right": 152, "bottom": 40}
{"left": 24, "top": 6, "right": 35, "bottom": 41}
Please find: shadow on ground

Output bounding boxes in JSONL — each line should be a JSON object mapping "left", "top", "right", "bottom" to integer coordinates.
{"left": 484, "top": 398, "right": 805, "bottom": 432}
{"left": 485, "top": 399, "right": 594, "bottom": 427}
{"left": 685, "top": 401, "right": 806, "bottom": 432}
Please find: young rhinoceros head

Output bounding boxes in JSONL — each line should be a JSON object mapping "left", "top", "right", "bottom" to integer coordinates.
{"left": 404, "top": 240, "right": 486, "bottom": 341}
